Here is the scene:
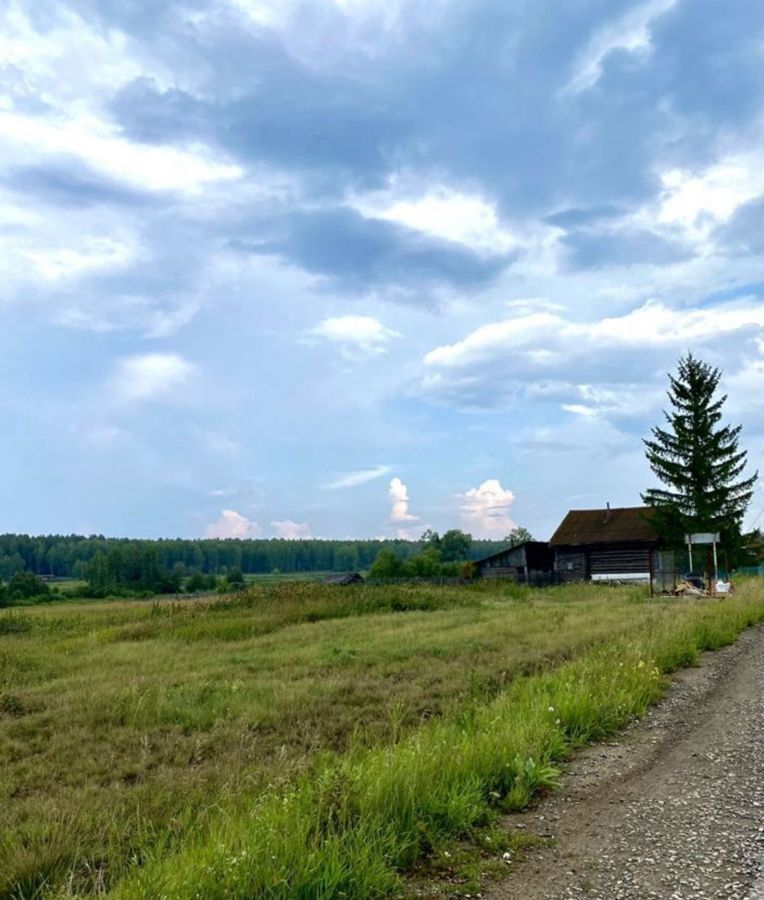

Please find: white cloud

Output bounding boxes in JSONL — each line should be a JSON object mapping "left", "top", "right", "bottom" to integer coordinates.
{"left": 50, "top": 294, "right": 203, "bottom": 338}
{"left": 460, "top": 479, "right": 517, "bottom": 537}
{"left": 324, "top": 465, "right": 391, "bottom": 489}
{"left": 205, "top": 509, "right": 262, "bottom": 539}
{"left": 22, "top": 236, "right": 135, "bottom": 281}
{"left": 424, "top": 300, "right": 764, "bottom": 369}
{"left": 352, "top": 185, "right": 517, "bottom": 255}
{"left": 111, "top": 353, "right": 197, "bottom": 402}
{"left": 309, "top": 315, "right": 400, "bottom": 355}
{"left": 420, "top": 298, "right": 764, "bottom": 416}
{"left": 562, "top": 404, "right": 598, "bottom": 418}
{"left": 657, "top": 154, "right": 764, "bottom": 240}
{"left": 0, "top": 2, "right": 169, "bottom": 105}
{"left": 271, "top": 519, "right": 312, "bottom": 539}
{"left": 0, "top": 110, "right": 242, "bottom": 194}
{"left": 565, "top": 0, "right": 677, "bottom": 93}
{"left": 0, "top": 6, "right": 238, "bottom": 195}
{"left": 424, "top": 311, "right": 558, "bottom": 369}
{"left": 389, "top": 476, "right": 417, "bottom": 522}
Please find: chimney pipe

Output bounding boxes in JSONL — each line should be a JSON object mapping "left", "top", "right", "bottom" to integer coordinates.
{"left": 605, "top": 502, "right": 611, "bottom": 523}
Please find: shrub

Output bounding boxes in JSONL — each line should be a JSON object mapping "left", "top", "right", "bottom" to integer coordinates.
{"left": 7, "top": 571, "right": 50, "bottom": 600}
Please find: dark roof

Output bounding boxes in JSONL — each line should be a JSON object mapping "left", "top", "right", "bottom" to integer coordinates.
{"left": 323, "top": 572, "right": 364, "bottom": 585}
{"left": 550, "top": 507, "right": 657, "bottom": 546}
{"left": 474, "top": 540, "right": 548, "bottom": 565}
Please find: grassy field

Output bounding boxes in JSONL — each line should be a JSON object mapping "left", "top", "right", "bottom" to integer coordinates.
{"left": 1, "top": 579, "right": 762, "bottom": 899}
{"left": 243, "top": 571, "right": 338, "bottom": 585}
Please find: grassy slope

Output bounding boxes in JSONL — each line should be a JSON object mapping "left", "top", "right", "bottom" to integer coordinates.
{"left": 1, "top": 580, "right": 762, "bottom": 898}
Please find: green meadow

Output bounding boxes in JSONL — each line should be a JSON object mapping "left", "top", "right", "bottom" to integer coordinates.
{"left": 1, "top": 579, "right": 762, "bottom": 899}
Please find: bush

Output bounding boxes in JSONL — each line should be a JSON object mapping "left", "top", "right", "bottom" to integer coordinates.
{"left": 7, "top": 571, "right": 50, "bottom": 600}
{"left": 186, "top": 571, "right": 208, "bottom": 593}
{"left": 226, "top": 570, "right": 246, "bottom": 590}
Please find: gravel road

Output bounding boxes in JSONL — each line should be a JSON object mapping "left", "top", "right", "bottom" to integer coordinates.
{"left": 487, "top": 623, "right": 764, "bottom": 900}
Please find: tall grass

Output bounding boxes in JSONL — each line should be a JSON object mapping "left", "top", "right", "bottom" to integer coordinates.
{"left": 2, "top": 580, "right": 761, "bottom": 898}
{"left": 106, "top": 588, "right": 764, "bottom": 900}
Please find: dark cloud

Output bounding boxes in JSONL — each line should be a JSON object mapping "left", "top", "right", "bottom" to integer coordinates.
{"left": 103, "top": 1, "right": 663, "bottom": 214}
{"left": 2, "top": 162, "right": 156, "bottom": 209}
{"left": 714, "top": 196, "right": 764, "bottom": 257}
{"left": 9, "top": 0, "right": 761, "bottom": 312}
{"left": 112, "top": 38, "right": 406, "bottom": 191}
{"left": 545, "top": 205, "right": 624, "bottom": 229}
{"left": 560, "top": 226, "right": 694, "bottom": 270}
{"left": 648, "top": 0, "right": 764, "bottom": 130}
{"left": 237, "top": 207, "right": 511, "bottom": 292}
{"left": 100, "top": 0, "right": 763, "bottom": 265}
{"left": 111, "top": 78, "right": 211, "bottom": 145}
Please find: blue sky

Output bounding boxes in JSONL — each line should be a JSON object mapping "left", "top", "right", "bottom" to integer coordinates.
{"left": 1, "top": 0, "right": 762, "bottom": 541}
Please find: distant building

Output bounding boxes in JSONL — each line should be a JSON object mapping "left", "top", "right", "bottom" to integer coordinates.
{"left": 323, "top": 572, "right": 364, "bottom": 585}
{"left": 550, "top": 505, "right": 658, "bottom": 582}
{"left": 474, "top": 541, "right": 555, "bottom": 581}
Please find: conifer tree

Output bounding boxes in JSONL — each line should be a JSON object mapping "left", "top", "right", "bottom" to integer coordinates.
{"left": 642, "top": 353, "right": 757, "bottom": 555}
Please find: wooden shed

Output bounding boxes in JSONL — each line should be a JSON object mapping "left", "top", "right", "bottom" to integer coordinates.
{"left": 474, "top": 541, "right": 555, "bottom": 581}
{"left": 550, "top": 506, "right": 657, "bottom": 582}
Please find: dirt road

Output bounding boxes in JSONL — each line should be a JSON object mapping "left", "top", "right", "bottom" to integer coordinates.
{"left": 489, "top": 624, "right": 764, "bottom": 900}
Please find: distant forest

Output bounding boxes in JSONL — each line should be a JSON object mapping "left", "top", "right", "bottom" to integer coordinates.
{"left": 0, "top": 534, "right": 507, "bottom": 580}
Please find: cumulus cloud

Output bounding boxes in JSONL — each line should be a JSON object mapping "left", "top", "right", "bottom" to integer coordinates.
{"left": 271, "top": 519, "right": 311, "bottom": 539}
{"left": 389, "top": 476, "right": 417, "bottom": 522}
{"left": 460, "top": 479, "right": 517, "bottom": 537}
{"left": 205, "top": 509, "right": 262, "bottom": 538}
{"left": 324, "top": 465, "right": 391, "bottom": 489}
{"left": 110, "top": 353, "right": 196, "bottom": 402}
{"left": 309, "top": 316, "right": 400, "bottom": 355}
{"left": 421, "top": 298, "right": 764, "bottom": 415}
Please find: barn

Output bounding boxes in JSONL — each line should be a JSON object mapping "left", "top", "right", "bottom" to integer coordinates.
{"left": 474, "top": 541, "right": 555, "bottom": 582}
{"left": 550, "top": 506, "right": 658, "bottom": 582}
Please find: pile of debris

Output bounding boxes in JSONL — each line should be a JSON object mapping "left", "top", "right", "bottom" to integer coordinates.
{"left": 674, "top": 580, "right": 706, "bottom": 596}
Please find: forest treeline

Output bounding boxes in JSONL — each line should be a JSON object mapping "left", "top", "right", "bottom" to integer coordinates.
{"left": 0, "top": 533, "right": 506, "bottom": 581}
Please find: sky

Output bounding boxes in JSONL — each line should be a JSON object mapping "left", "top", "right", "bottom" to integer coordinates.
{"left": 1, "top": 0, "right": 763, "bottom": 542}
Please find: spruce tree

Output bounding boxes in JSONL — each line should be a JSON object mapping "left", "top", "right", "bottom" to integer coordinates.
{"left": 642, "top": 353, "right": 757, "bottom": 556}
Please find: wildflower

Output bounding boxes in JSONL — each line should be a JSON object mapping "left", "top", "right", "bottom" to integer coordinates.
{"left": 547, "top": 705, "right": 555, "bottom": 713}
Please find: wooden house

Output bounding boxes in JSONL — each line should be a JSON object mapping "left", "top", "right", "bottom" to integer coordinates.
{"left": 474, "top": 541, "right": 555, "bottom": 581}
{"left": 550, "top": 505, "right": 658, "bottom": 582}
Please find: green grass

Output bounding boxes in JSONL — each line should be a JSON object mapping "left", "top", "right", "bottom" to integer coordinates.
{"left": 50, "top": 580, "right": 88, "bottom": 596}
{"left": 1, "top": 580, "right": 762, "bottom": 899}
{"left": 243, "top": 571, "right": 340, "bottom": 585}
